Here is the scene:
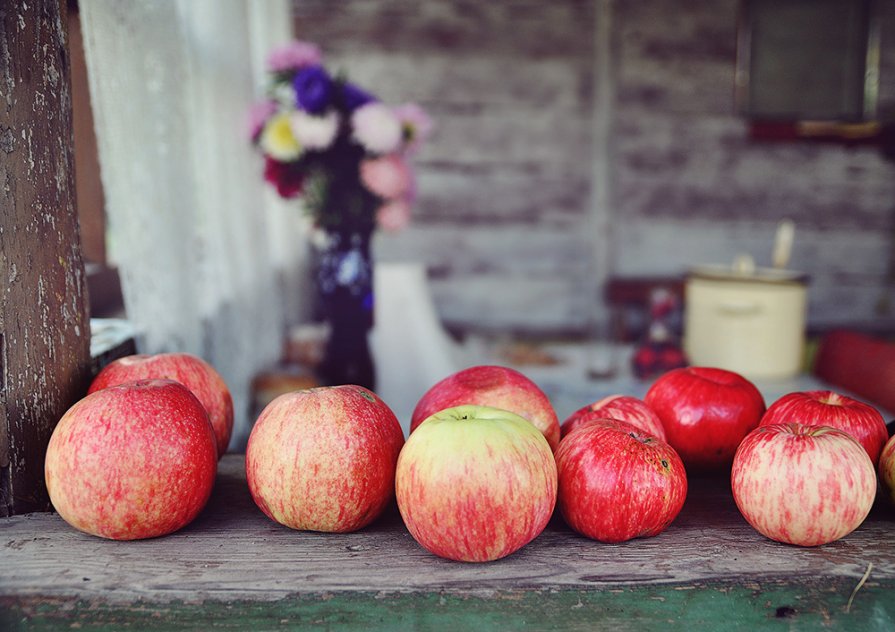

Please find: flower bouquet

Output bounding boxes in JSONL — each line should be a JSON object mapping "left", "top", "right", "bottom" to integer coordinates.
{"left": 248, "top": 40, "right": 431, "bottom": 233}
{"left": 248, "top": 40, "right": 432, "bottom": 389}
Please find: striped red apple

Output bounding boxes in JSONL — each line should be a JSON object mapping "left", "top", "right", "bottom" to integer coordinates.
{"left": 45, "top": 379, "right": 218, "bottom": 540}
{"left": 731, "top": 423, "right": 876, "bottom": 546}
{"left": 555, "top": 418, "right": 686, "bottom": 543}
{"left": 560, "top": 394, "right": 666, "bottom": 440}
{"left": 246, "top": 385, "right": 404, "bottom": 533}
{"left": 881, "top": 435, "right": 895, "bottom": 505}
{"left": 397, "top": 405, "right": 557, "bottom": 562}
{"left": 410, "top": 365, "right": 561, "bottom": 450}
{"left": 90, "top": 353, "right": 234, "bottom": 458}
{"left": 760, "top": 390, "right": 888, "bottom": 465}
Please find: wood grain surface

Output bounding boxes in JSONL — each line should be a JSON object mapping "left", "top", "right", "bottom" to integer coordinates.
{"left": 0, "top": 0, "right": 91, "bottom": 516}
{"left": 1, "top": 454, "right": 892, "bottom": 605}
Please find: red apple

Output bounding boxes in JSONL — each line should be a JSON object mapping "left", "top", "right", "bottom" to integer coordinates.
{"left": 561, "top": 394, "right": 666, "bottom": 440}
{"left": 410, "top": 365, "right": 561, "bottom": 450}
{"left": 45, "top": 380, "right": 218, "bottom": 540}
{"left": 90, "top": 353, "right": 234, "bottom": 458}
{"left": 246, "top": 385, "right": 404, "bottom": 533}
{"left": 731, "top": 423, "right": 876, "bottom": 546}
{"left": 881, "top": 435, "right": 895, "bottom": 505}
{"left": 760, "top": 390, "right": 888, "bottom": 465}
{"left": 556, "top": 418, "right": 686, "bottom": 543}
{"left": 396, "top": 405, "right": 557, "bottom": 562}
{"left": 645, "top": 367, "right": 765, "bottom": 469}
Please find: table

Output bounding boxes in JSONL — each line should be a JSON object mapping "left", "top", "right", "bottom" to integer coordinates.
{"left": 1, "top": 454, "right": 893, "bottom": 631}
{"left": 497, "top": 342, "right": 895, "bottom": 423}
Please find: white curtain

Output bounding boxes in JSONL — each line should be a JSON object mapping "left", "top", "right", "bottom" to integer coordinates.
{"left": 80, "top": 0, "right": 310, "bottom": 450}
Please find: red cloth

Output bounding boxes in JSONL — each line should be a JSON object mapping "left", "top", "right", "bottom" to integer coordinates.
{"left": 814, "top": 330, "right": 895, "bottom": 416}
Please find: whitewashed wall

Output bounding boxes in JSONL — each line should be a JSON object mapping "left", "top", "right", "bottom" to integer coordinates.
{"left": 295, "top": 0, "right": 895, "bottom": 334}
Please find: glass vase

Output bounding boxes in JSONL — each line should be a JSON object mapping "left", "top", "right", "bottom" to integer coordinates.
{"left": 314, "top": 228, "right": 376, "bottom": 390}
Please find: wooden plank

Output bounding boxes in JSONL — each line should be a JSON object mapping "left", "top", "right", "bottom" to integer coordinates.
{"left": 0, "top": 455, "right": 892, "bottom": 606}
{"left": 0, "top": 0, "right": 91, "bottom": 516}
{"left": 2, "top": 580, "right": 893, "bottom": 631}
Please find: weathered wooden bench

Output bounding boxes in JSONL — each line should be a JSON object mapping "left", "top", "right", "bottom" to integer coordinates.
{"left": 1, "top": 454, "right": 893, "bottom": 630}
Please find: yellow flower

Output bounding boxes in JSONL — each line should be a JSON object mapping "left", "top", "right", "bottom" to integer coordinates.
{"left": 260, "top": 112, "right": 302, "bottom": 161}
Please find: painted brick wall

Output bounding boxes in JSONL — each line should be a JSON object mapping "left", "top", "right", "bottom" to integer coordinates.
{"left": 294, "top": 0, "right": 895, "bottom": 334}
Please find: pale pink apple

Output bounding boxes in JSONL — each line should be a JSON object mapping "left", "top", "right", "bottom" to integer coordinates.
{"left": 45, "top": 380, "right": 218, "bottom": 540}
{"left": 731, "top": 423, "right": 876, "bottom": 546}
{"left": 246, "top": 385, "right": 404, "bottom": 533}
{"left": 396, "top": 405, "right": 557, "bottom": 562}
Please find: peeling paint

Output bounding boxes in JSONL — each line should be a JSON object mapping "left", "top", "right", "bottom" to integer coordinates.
{"left": 2, "top": 0, "right": 91, "bottom": 514}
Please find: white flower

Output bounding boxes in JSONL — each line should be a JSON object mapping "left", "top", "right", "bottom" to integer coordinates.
{"left": 272, "top": 82, "right": 297, "bottom": 108}
{"left": 351, "top": 103, "right": 402, "bottom": 154}
{"left": 289, "top": 110, "right": 339, "bottom": 150}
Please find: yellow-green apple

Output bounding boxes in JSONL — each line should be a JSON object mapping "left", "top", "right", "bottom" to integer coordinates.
{"left": 246, "top": 385, "right": 404, "bottom": 533}
{"left": 410, "top": 365, "right": 561, "bottom": 450}
{"left": 45, "top": 380, "right": 218, "bottom": 540}
{"left": 560, "top": 395, "right": 666, "bottom": 441}
{"left": 759, "top": 391, "right": 888, "bottom": 465}
{"left": 396, "top": 405, "right": 557, "bottom": 562}
{"left": 555, "top": 418, "right": 686, "bottom": 542}
{"left": 645, "top": 367, "right": 765, "bottom": 469}
{"left": 881, "top": 435, "right": 895, "bottom": 505}
{"left": 90, "top": 353, "right": 234, "bottom": 458}
{"left": 731, "top": 423, "right": 876, "bottom": 546}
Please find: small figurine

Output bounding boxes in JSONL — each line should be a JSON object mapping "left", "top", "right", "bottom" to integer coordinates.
{"left": 632, "top": 287, "right": 688, "bottom": 379}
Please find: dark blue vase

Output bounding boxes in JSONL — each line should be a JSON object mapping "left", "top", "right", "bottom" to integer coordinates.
{"left": 315, "top": 229, "right": 375, "bottom": 390}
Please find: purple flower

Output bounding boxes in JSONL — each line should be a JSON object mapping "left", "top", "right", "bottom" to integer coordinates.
{"left": 266, "top": 41, "right": 322, "bottom": 73}
{"left": 293, "top": 66, "right": 333, "bottom": 114}
{"left": 343, "top": 82, "right": 376, "bottom": 111}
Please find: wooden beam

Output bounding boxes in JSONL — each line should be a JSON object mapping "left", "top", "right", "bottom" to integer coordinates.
{"left": 0, "top": 0, "right": 91, "bottom": 516}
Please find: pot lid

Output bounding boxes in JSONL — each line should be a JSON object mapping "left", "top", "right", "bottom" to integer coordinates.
{"left": 689, "top": 263, "right": 809, "bottom": 285}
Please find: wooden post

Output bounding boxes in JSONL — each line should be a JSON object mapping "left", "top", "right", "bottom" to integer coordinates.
{"left": 0, "top": 0, "right": 91, "bottom": 516}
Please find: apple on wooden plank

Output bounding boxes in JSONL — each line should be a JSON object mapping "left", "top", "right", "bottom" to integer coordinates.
{"left": 397, "top": 405, "right": 557, "bottom": 562}
{"left": 731, "top": 423, "right": 876, "bottom": 547}
{"left": 45, "top": 380, "right": 218, "bottom": 540}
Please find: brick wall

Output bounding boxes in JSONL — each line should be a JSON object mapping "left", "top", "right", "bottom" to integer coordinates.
{"left": 294, "top": 0, "right": 895, "bottom": 334}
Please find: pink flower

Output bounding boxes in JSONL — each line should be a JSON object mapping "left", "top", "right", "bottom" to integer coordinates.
{"left": 394, "top": 103, "right": 433, "bottom": 154}
{"left": 360, "top": 154, "right": 413, "bottom": 200}
{"left": 266, "top": 41, "right": 322, "bottom": 73}
{"left": 351, "top": 103, "right": 402, "bottom": 154}
{"left": 246, "top": 100, "right": 277, "bottom": 142}
{"left": 376, "top": 199, "right": 412, "bottom": 232}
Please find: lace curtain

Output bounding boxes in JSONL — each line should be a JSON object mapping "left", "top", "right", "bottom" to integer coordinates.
{"left": 80, "top": 0, "right": 310, "bottom": 450}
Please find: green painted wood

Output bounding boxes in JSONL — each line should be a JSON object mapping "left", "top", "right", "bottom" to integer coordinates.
{"left": 2, "top": 581, "right": 894, "bottom": 631}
